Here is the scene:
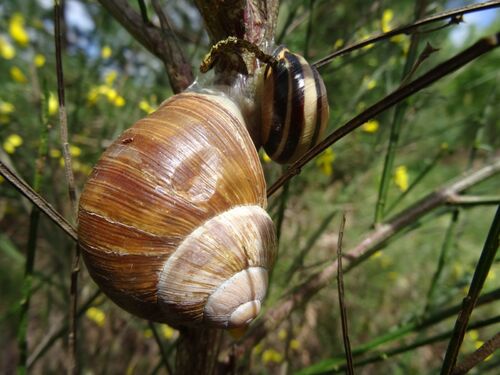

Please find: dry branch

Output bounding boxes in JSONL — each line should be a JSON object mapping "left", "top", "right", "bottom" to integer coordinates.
{"left": 97, "top": 0, "right": 193, "bottom": 93}
{"left": 241, "top": 158, "right": 500, "bottom": 352}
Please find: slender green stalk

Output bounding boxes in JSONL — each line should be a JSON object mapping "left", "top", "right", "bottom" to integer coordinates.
{"left": 17, "top": 91, "right": 50, "bottom": 374}
{"left": 303, "top": 0, "right": 316, "bottom": 59}
{"left": 275, "top": 178, "right": 290, "bottom": 242}
{"left": 374, "top": 0, "right": 427, "bottom": 224}
{"left": 424, "top": 209, "right": 460, "bottom": 314}
{"left": 385, "top": 148, "right": 444, "bottom": 215}
{"left": 285, "top": 210, "right": 337, "bottom": 280}
{"left": 349, "top": 287, "right": 500, "bottom": 357}
{"left": 441, "top": 205, "right": 500, "bottom": 375}
{"left": 332, "top": 315, "right": 500, "bottom": 374}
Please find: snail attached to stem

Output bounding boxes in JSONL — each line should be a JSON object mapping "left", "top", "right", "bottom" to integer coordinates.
{"left": 78, "top": 37, "right": 329, "bottom": 329}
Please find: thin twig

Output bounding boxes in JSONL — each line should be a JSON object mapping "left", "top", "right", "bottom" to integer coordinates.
{"left": 0, "top": 161, "right": 77, "bottom": 241}
{"left": 374, "top": 0, "right": 427, "bottom": 224}
{"left": 452, "top": 332, "right": 500, "bottom": 375}
{"left": 17, "top": 91, "right": 50, "bottom": 373}
{"left": 267, "top": 33, "right": 500, "bottom": 197}
{"left": 27, "top": 289, "right": 102, "bottom": 368}
{"left": 446, "top": 194, "right": 500, "bottom": 206}
{"left": 54, "top": 0, "right": 77, "bottom": 217}
{"left": 148, "top": 321, "right": 173, "bottom": 375}
{"left": 241, "top": 159, "right": 500, "bottom": 353}
{"left": 441, "top": 205, "right": 500, "bottom": 375}
{"left": 313, "top": 0, "right": 500, "bottom": 68}
{"left": 332, "top": 315, "right": 500, "bottom": 373}
{"left": 54, "top": 2, "right": 80, "bottom": 373}
{"left": 336, "top": 214, "right": 354, "bottom": 374}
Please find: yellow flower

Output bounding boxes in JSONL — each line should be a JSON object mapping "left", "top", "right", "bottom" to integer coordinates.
{"left": 261, "top": 151, "right": 272, "bottom": 163}
{"left": 139, "top": 100, "right": 155, "bottom": 114}
{"left": 49, "top": 148, "right": 61, "bottom": 158}
{"left": 394, "top": 165, "right": 409, "bottom": 192}
{"left": 10, "top": 66, "right": 28, "bottom": 83}
{"left": 3, "top": 134, "right": 23, "bottom": 154}
{"left": 0, "top": 101, "right": 15, "bottom": 114}
{"left": 278, "top": 329, "right": 287, "bottom": 340}
{"left": 362, "top": 119, "right": 379, "bottom": 133}
{"left": 85, "top": 307, "right": 106, "bottom": 327}
{"left": 114, "top": 96, "right": 125, "bottom": 107}
{"left": 468, "top": 330, "right": 479, "bottom": 341}
{"left": 34, "top": 54, "right": 46, "bottom": 67}
{"left": 105, "top": 87, "right": 118, "bottom": 101}
{"left": 290, "top": 339, "right": 300, "bottom": 350}
{"left": 48, "top": 92, "right": 59, "bottom": 116}
{"left": 101, "top": 45, "right": 112, "bottom": 59}
{"left": 487, "top": 269, "right": 496, "bottom": 281}
{"left": 104, "top": 70, "right": 118, "bottom": 85}
{"left": 360, "top": 34, "right": 374, "bottom": 50}
{"left": 381, "top": 9, "right": 394, "bottom": 33}
{"left": 262, "top": 348, "right": 283, "bottom": 364}
{"left": 333, "top": 38, "right": 344, "bottom": 50}
{"left": 316, "top": 147, "right": 335, "bottom": 176}
{"left": 365, "top": 77, "right": 377, "bottom": 90}
{"left": 161, "top": 324, "right": 176, "bottom": 340}
{"left": 390, "top": 34, "right": 406, "bottom": 43}
{"left": 69, "top": 145, "right": 82, "bottom": 157}
{"left": 0, "top": 37, "right": 16, "bottom": 59}
{"left": 9, "top": 13, "right": 30, "bottom": 46}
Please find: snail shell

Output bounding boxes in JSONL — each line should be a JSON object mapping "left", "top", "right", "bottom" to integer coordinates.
{"left": 78, "top": 91, "right": 277, "bottom": 328}
{"left": 261, "top": 46, "right": 329, "bottom": 164}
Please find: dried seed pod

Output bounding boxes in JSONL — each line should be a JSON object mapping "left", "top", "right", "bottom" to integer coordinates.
{"left": 261, "top": 46, "right": 329, "bottom": 164}
{"left": 78, "top": 91, "right": 277, "bottom": 328}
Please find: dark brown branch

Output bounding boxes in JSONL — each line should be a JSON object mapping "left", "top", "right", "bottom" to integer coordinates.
{"left": 314, "top": 0, "right": 500, "bottom": 68}
{"left": 241, "top": 158, "right": 500, "bottom": 353}
{"left": 0, "top": 161, "right": 77, "bottom": 241}
{"left": 267, "top": 33, "right": 500, "bottom": 197}
{"left": 452, "top": 332, "right": 500, "bottom": 375}
{"left": 97, "top": 0, "right": 193, "bottom": 93}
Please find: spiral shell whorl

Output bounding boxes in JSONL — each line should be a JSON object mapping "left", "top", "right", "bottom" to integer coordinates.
{"left": 78, "top": 92, "right": 276, "bottom": 327}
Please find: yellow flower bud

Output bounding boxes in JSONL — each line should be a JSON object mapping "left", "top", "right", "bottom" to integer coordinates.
{"left": 85, "top": 307, "right": 106, "bottom": 327}
{"left": 10, "top": 66, "right": 28, "bottom": 83}
{"left": 101, "top": 45, "right": 112, "bottom": 59}
{"left": 34, "top": 54, "right": 46, "bottom": 67}
{"left": 0, "top": 37, "right": 16, "bottom": 60}
{"left": 9, "top": 13, "right": 30, "bottom": 47}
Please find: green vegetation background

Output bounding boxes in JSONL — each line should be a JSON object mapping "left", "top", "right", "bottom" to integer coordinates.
{"left": 0, "top": 0, "right": 499, "bottom": 373}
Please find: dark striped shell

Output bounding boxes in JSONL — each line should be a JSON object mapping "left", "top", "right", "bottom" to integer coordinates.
{"left": 261, "top": 47, "right": 329, "bottom": 164}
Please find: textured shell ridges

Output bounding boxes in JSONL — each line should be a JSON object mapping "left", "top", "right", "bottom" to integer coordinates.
{"left": 78, "top": 92, "right": 277, "bottom": 326}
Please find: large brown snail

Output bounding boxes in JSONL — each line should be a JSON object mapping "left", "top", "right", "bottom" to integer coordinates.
{"left": 77, "top": 44, "right": 329, "bottom": 329}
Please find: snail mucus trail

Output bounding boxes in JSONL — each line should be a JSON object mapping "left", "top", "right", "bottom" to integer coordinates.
{"left": 77, "top": 41, "right": 329, "bottom": 329}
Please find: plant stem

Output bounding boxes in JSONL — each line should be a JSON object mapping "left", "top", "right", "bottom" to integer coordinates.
{"left": 313, "top": 0, "right": 500, "bottom": 68}
{"left": 424, "top": 209, "right": 460, "bottom": 314}
{"left": 441, "top": 205, "right": 500, "bottom": 375}
{"left": 373, "top": 0, "right": 425, "bottom": 223}
{"left": 17, "top": 91, "right": 50, "bottom": 374}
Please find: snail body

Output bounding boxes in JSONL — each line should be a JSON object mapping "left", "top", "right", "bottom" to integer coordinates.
{"left": 78, "top": 91, "right": 277, "bottom": 328}
{"left": 261, "top": 46, "right": 329, "bottom": 164}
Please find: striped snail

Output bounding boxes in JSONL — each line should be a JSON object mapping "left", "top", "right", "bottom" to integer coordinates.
{"left": 260, "top": 46, "right": 329, "bottom": 164}
{"left": 77, "top": 41, "right": 329, "bottom": 329}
